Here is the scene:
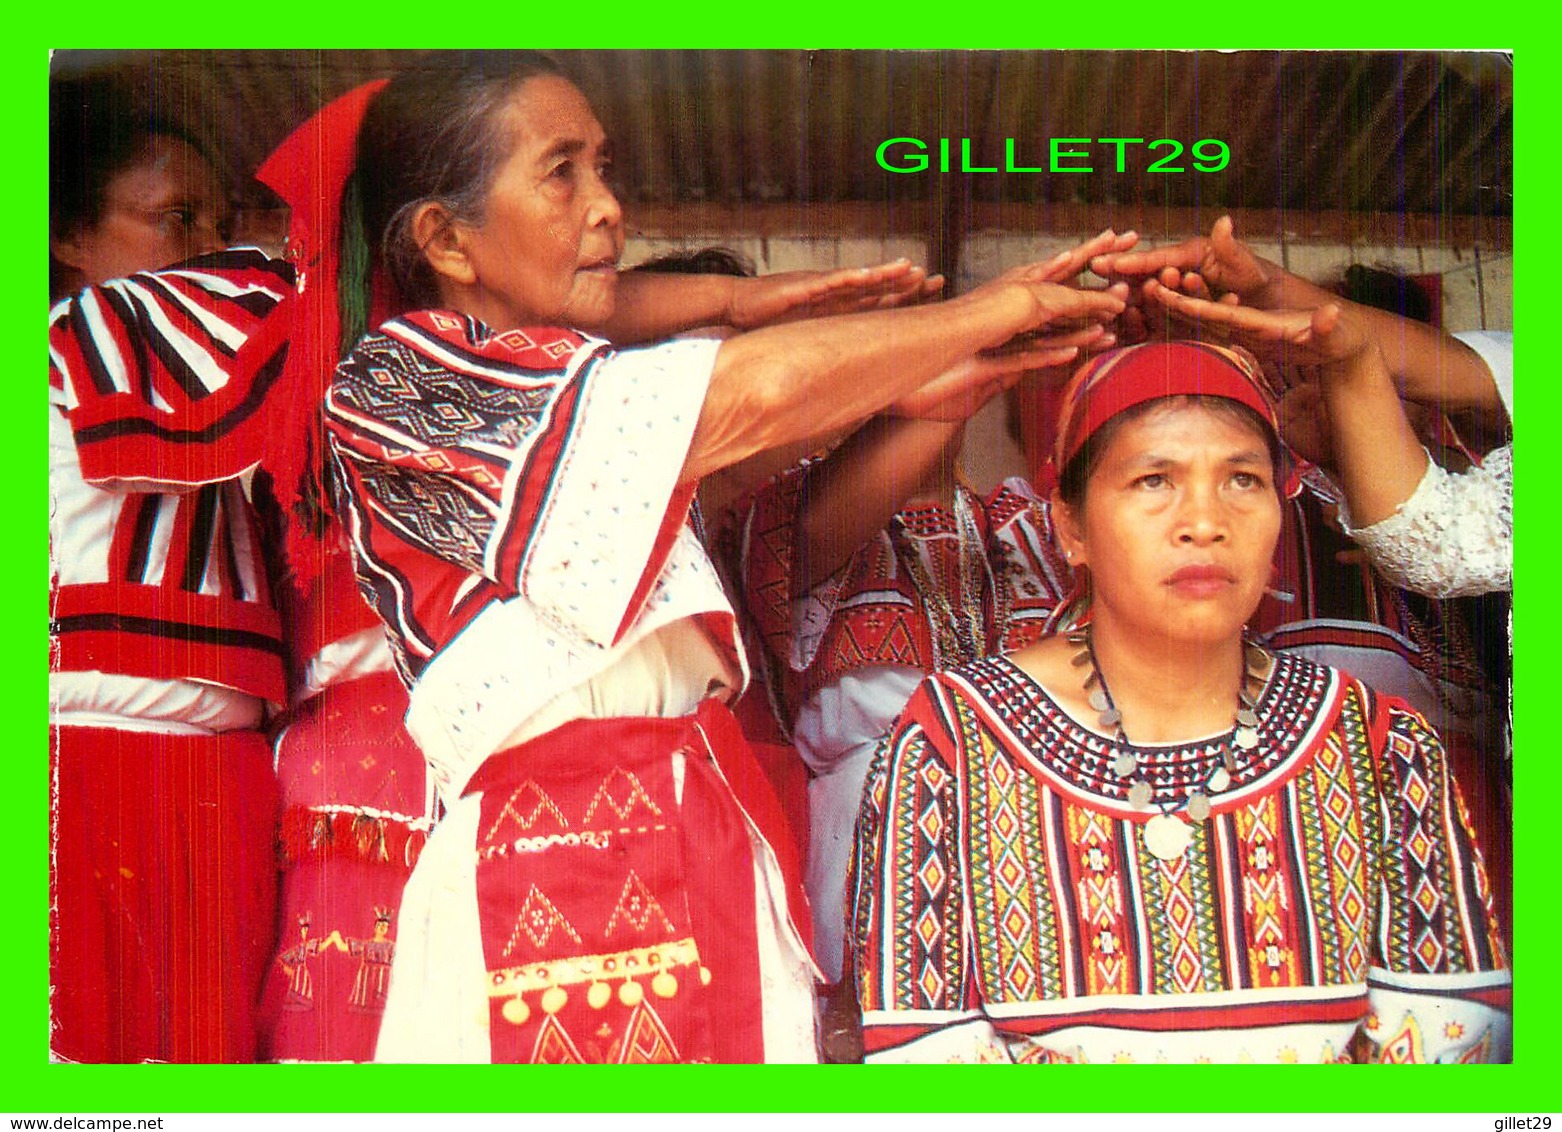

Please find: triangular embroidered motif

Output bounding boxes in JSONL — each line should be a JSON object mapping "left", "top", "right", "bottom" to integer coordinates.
{"left": 1374, "top": 1011, "right": 1427, "bottom": 1063}
{"left": 583, "top": 767, "right": 664, "bottom": 825}
{"left": 483, "top": 780, "right": 569, "bottom": 845}
{"left": 504, "top": 885, "right": 584, "bottom": 957}
{"left": 604, "top": 870, "right": 677, "bottom": 937}
{"left": 617, "top": 1002, "right": 682, "bottom": 1063}
{"left": 531, "top": 1014, "right": 586, "bottom": 1064}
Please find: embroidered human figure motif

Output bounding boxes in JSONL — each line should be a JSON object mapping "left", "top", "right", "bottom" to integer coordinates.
{"left": 278, "top": 915, "right": 320, "bottom": 1012}
{"left": 347, "top": 906, "right": 397, "bottom": 1014}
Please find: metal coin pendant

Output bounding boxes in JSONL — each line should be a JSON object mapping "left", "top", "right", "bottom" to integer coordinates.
{"left": 1235, "top": 708, "right": 1260, "bottom": 729}
{"left": 1186, "top": 793, "right": 1212, "bottom": 821}
{"left": 1112, "top": 752, "right": 1138, "bottom": 777}
{"left": 1143, "top": 815, "right": 1194, "bottom": 860}
{"left": 1127, "top": 780, "right": 1155, "bottom": 809}
{"left": 1088, "top": 688, "right": 1111, "bottom": 713}
{"left": 1098, "top": 707, "right": 1122, "bottom": 728}
{"left": 1207, "top": 765, "right": 1232, "bottom": 793}
{"left": 1234, "top": 726, "right": 1259, "bottom": 750}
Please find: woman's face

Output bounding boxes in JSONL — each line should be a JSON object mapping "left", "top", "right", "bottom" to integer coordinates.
{"left": 455, "top": 76, "right": 624, "bottom": 330}
{"left": 55, "top": 135, "right": 229, "bottom": 288}
{"left": 1056, "top": 401, "right": 1282, "bottom": 649}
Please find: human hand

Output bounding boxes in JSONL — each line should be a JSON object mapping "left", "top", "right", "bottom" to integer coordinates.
{"left": 1276, "top": 381, "right": 1333, "bottom": 469}
{"left": 1141, "top": 281, "right": 1373, "bottom": 367}
{"left": 1008, "top": 228, "right": 1141, "bottom": 286}
{"left": 890, "top": 325, "right": 1113, "bottom": 420}
{"left": 1092, "top": 215, "right": 1275, "bottom": 307}
{"left": 727, "top": 260, "right": 945, "bottom": 329}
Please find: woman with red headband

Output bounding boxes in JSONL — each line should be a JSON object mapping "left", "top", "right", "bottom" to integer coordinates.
{"left": 851, "top": 340, "right": 1509, "bottom": 1063}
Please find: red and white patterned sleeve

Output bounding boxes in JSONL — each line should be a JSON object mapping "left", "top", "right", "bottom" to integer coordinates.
{"left": 323, "top": 311, "right": 720, "bottom": 651}
{"left": 1361, "top": 689, "right": 1512, "bottom": 1062}
{"left": 48, "top": 248, "right": 295, "bottom": 489}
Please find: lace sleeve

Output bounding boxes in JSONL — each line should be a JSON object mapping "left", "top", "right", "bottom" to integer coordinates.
{"left": 1340, "top": 445, "right": 1512, "bottom": 598}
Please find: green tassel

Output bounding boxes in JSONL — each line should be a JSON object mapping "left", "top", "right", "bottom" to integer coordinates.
{"left": 337, "top": 170, "right": 371, "bottom": 357}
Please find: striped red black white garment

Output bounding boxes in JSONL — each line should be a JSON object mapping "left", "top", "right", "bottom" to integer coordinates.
{"left": 49, "top": 247, "right": 295, "bottom": 708}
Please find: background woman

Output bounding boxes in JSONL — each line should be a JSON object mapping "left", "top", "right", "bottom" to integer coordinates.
{"left": 852, "top": 341, "right": 1509, "bottom": 1063}
{"left": 49, "top": 69, "right": 281, "bottom": 1063}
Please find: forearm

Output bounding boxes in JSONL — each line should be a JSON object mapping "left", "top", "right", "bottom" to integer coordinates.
{"left": 590, "top": 272, "right": 735, "bottom": 344}
{"left": 683, "top": 287, "right": 1030, "bottom": 483}
{"left": 1251, "top": 260, "right": 1506, "bottom": 422}
{"left": 1319, "top": 345, "right": 1430, "bottom": 527}
{"left": 1360, "top": 313, "right": 1507, "bottom": 421}
{"left": 793, "top": 415, "right": 964, "bottom": 595}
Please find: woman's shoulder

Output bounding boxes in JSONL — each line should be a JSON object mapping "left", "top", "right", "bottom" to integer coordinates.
{"left": 50, "top": 245, "right": 294, "bottom": 331}
{"left": 358, "top": 310, "right": 597, "bottom": 359}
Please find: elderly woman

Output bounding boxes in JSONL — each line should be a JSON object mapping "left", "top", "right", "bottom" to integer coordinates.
{"left": 851, "top": 340, "right": 1509, "bottom": 1063}
{"left": 313, "top": 52, "right": 1124, "bottom": 1064}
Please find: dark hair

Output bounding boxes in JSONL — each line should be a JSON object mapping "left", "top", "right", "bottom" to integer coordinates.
{"left": 1056, "top": 395, "right": 1282, "bottom": 509}
{"left": 339, "top": 50, "right": 562, "bottom": 352}
{"left": 49, "top": 69, "right": 218, "bottom": 295}
{"left": 1342, "top": 264, "right": 1433, "bottom": 324}
{"left": 627, "top": 247, "right": 755, "bottom": 279}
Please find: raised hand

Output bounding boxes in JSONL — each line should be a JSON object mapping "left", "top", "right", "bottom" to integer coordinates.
{"left": 1141, "top": 280, "right": 1370, "bottom": 366}
{"left": 1092, "top": 215, "right": 1274, "bottom": 306}
{"left": 728, "top": 260, "right": 945, "bottom": 329}
{"left": 1006, "top": 228, "right": 1140, "bottom": 286}
{"left": 891, "top": 324, "right": 1113, "bottom": 420}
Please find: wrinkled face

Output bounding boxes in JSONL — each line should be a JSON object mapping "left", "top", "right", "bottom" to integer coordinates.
{"left": 56, "top": 135, "right": 229, "bottom": 288}
{"left": 456, "top": 76, "right": 624, "bottom": 330}
{"left": 1056, "top": 401, "right": 1282, "bottom": 647}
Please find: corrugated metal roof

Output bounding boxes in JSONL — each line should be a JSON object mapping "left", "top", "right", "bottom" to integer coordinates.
{"left": 52, "top": 49, "right": 1511, "bottom": 219}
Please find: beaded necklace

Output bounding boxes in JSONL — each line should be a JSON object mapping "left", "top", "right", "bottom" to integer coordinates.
{"left": 1069, "top": 628, "right": 1269, "bottom": 860}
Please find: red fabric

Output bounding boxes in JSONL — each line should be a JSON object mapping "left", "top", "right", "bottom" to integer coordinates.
{"left": 50, "top": 580, "right": 287, "bottom": 706}
{"left": 465, "top": 704, "right": 776, "bottom": 1063}
{"left": 48, "top": 252, "right": 294, "bottom": 488}
{"left": 274, "top": 545, "right": 385, "bottom": 687}
{"left": 730, "top": 689, "right": 810, "bottom": 893}
{"left": 1054, "top": 340, "right": 1280, "bottom": 472}
{"left": 256, "top": 672, "right": 427, "bottom": 1063}
{"left": 253, "top": 79, "right": 391, "bottom": 586}
{"left": 1444, "top": 731, "right": 1512, "bottom": 953}
{"left": 50, "top": 726, "right": 278, "bottom": 1063}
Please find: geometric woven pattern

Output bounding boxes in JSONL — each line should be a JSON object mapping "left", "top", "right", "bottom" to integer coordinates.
{"left": 854, "top": 655, "right": 1510, "bottom": 1063}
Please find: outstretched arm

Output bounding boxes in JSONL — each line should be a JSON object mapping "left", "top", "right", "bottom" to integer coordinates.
{"left": 1142, "top": 285, "right": 1428, "bottom": 525}
{"left": 596, "top": 259, "right": 943, "bottom": 344}
{"left": 777, "top": 230, "right": 1135, "bottom": 587}
{"left": 1142, "top": 285, "right": 1512, "bottom": 597}
{"left": 683, "top": 269, "right": 1124, "bottom": 484}
{"left": 1097, "top": 216, "right": 1508, "bottom": 427}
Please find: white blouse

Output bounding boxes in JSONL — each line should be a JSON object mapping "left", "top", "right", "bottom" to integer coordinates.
{"left": 1340, "top": 331, "right": 1513, "bottom": 598}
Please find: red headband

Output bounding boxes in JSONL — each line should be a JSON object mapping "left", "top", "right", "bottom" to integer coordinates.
{"left": 1052, "top": 340, "right": 1282, "bottom": 476}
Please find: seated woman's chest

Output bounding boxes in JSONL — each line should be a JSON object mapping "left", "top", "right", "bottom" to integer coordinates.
{"left": 957, "top": 723, "right": 1387, "bottom": 1006}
